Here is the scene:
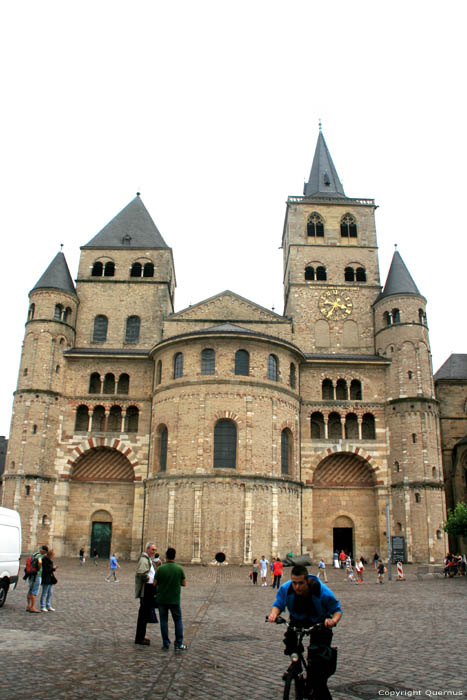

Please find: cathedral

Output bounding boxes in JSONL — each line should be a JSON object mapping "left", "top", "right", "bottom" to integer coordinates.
{"left": 1, "top": 130, "right": 450, "bottom": 563}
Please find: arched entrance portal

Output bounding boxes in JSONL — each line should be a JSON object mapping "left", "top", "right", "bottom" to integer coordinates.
{"left": 333, "top": 515, "right": 354, "bottom": 557}
{"left": 312, "top": 452, "right": 377, "bottom": 561}
{"left": 90, "top": 510, "right": 112, "bottom": 559}
{"left": 66, "top": 447, "right": 135, "bottom": 558}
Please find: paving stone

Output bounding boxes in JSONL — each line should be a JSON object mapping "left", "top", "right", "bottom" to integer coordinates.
{"left": 0, "top": 561, "right": 465, "bottom": 700}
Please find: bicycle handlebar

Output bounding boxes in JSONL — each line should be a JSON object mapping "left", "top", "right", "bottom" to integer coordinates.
{"left": 265, "top": 615, "right": 324, "bottom": 633}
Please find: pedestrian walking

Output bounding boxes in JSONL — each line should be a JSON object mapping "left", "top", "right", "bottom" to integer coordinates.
{"left": 105, "top": 553, "right": 120, "bottom": 582}
{"left": 79, "top": 547, "right": 85, "bottom": 565}
{"left": 134, "top": 541, "right": 158, "bottom": 646}
{"left": 259, "top": 555, "right": 269, "bottom": 586}
{"left": 155, "top": 547, "right": 187, "bottom": 651}
{"left": 339, "top": 550, "right": 346, "bottom": 569}
{"left": 272, "top": 557, "right": 283, "bottom": 589}
{"left": 317, "top": 557, "right": 328, "bottom": 583}
{"left": 333, "top": 550, "right": 339, "bottom": 569}
{"left": 40, "top": 549, "right": 57, "bottom": 611}
{"left": 376, "top": 560, "right": 386, "bottom": 584}
{"left": 92, "top": 548, "right": 99, "bottom": 566}
{"left": 251, "top": 558, "right": 258, "bottom": 585}
{"left": 373, "top": 552, "right": 379, "bottom": 569}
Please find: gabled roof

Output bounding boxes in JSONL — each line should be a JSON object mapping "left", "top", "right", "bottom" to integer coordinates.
{"left": 378, "top": 251, "right": 421, "bottom": 300}
{"left": 168, "top": 290, "right": 287, "bottom": 323}
{"left": 303, "top": 130, "right": 346, "bottom": 198}
{"left": 31, "top": 252, "right": 77, "bottom": 297}
{"left": 434, "top": 354, "right": 467, "bottom": 381}
{"left": 82, "top": 196, "right": 168, "bottom": 249}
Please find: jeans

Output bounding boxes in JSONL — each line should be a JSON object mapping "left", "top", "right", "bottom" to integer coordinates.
{"left": 106, "top": 570, "right": 118, "bottom": 581}
{"left": 40, "top": 584, "right": 53, "bottom": 609}
{"left": 272, "top": 575, "right": 282, "bottom": 589}
{"left": 158, "top": 604, "right": 183, "bottom": 648}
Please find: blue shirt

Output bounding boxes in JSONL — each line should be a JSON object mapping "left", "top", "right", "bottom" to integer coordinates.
{"left": 110, "top": 556, "right": 118, "bottom": 569}
{"left": 272, "top": 574, "right": 342, "bottom": 623}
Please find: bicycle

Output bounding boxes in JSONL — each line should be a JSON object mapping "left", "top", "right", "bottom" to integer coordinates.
{"left": 267, "top": 615, "right": 330, "bottom": 700}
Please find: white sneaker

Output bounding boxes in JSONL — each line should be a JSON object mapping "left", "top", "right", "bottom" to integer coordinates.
{"left": 41, "top": 608, "right": 48, "bottom": 612}
{"left": 47, "top": 607, "right": 56, "bottom": 611}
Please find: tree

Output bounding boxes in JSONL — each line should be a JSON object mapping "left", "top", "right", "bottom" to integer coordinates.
{"left": 443, "top": 502, "right": 467, "bottom": 538}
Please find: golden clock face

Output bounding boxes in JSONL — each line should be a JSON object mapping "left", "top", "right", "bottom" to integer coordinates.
{"left": 319, "top": 289, "right": 353, "bottom": 320}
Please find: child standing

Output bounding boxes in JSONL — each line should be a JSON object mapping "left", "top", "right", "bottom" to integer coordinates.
{"left": 105, "top": 553, "right": 120, "bottom": 582}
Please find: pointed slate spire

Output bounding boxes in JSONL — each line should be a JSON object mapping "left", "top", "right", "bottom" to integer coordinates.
{"left": 31, "top": 252, "right": 77, "bottom": 296}
{"left": 380, "top": 251, "right": 421, "bottom": 299}
{"left": 83, "top": 196, "right": 168, "bottom": 249}
{"left": 304, "top": 129, "right": 346, "bottom": 198}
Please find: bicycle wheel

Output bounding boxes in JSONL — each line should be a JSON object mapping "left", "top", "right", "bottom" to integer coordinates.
{"left": 283, "top": 673, "right": 305, "bottom": 700}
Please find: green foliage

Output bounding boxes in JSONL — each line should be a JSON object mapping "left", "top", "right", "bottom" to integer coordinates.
{"left": 443, "top": 502, "right": 467, "bottom": 538}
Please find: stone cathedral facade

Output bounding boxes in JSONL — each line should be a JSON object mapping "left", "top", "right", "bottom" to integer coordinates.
{"left": 1, "top": 131, "right": 448, "bottom": 563}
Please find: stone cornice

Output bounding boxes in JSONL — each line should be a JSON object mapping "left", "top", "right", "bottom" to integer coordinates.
{"left": 391, "top": 480, "right": 444, "bottom": 490}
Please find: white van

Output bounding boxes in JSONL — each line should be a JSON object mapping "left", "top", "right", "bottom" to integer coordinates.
{"left": 0, "top": 506, "right": 22, "bottom": 607}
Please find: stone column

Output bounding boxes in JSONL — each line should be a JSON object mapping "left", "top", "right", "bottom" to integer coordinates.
{"left": 192, "top": 486, "right": 202, "bottom": 563}
{"left": 243, "top": 487, "right": 254, "bottom": 563}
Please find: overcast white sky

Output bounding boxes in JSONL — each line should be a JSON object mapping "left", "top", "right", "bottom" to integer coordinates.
{"left": 1, "top": 1, "right": 466, "bottom": 436}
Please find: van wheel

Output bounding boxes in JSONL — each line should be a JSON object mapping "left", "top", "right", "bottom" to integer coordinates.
{"left": 0, "top": 581, "right": 8, "bottom": 608}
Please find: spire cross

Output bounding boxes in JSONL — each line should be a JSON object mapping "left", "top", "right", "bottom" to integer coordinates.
{"left": 318, "top": 118, "right": 322, "bottom": 132}
{"left": 60, "top": 243, "right": 64, "bottom": 251}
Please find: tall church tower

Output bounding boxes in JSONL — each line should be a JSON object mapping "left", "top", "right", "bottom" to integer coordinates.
{"left": 283, "top": 129, "right": 381, "bottom": 353}
{"left": 375, "top": 252, "right": 446, "bottom": 562}
{"left": 2, "top": 252, "right": 78, "bottom": 550}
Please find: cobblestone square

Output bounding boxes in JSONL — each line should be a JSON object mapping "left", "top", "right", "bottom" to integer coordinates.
{"left": 0, "top": 560, "right": 465, "bottom": 700}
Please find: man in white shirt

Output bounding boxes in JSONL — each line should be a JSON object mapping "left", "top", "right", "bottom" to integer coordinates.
{"left": 259, "top": 555, "right": 269, "bottom": 586}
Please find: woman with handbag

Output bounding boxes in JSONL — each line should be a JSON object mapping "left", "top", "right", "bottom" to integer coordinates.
{"left": 40, "top": 549, "right": 57, "bottom": 612}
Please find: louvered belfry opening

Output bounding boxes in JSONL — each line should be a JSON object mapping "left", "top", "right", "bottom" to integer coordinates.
{"left": 71, "top": 447, "right": 134, "bottom": 482}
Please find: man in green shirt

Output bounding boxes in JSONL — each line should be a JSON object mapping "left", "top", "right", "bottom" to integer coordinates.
{"left": 154, "top": 547, "right": 187, "bottom": 650}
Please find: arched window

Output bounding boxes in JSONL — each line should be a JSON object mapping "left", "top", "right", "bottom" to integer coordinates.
{"left": 392, "top": 308, "right": 401, "bottom": 324}
{"left": 305, "top": 266, "right": 315, "bottom": 281}
{"left": 54, "top": 304, "right": 63, "bottom": 320}
{"left": 289, "top": 363, "right": 296, "bottom": 389}
{"left": 156, "top": 361, "right": 162, "bottom": 385}
{"left": 108, "top": 405, "right": 122, "bottom": 432}
{"left": 362, "top": 413, "right": 376, "bottom": 440}
{"left": 89, "top": 372, "right": 101, "bottom": 394}
{"left": 344, "top": 267, "right": 355, "bottom": 282}
{"left": 235, "top": 350, "right": 249, "bottom": 376}
{"left": 214, "top": 419, "right": 237, "bottom": 468}
{"left": 418, "top": 308, "right": 426, "bottom": 325}
{"left": 345, "top": 413, "right": 359, "bottom": 439}
{"left": 32, "top": 424, "right": 37, "bottom": 434}
{"left": 408, "top": 371, "right": 413, "bottom": 380}
{"left": 350, "top": 379, "right": 362, "bottom": 400}
{"left": 201, "top": 348, "right": 215, "bottom": 375}
{"left": 412, "top": 433, "right": 417, "bottom": 443}
{"left": 267, "top": 354, "right": 278, "bottom": 381}
{"left": 383, "top": 311, "right": 392, "bottom": 326}
{"left": 92, "top": 261, "right": 103, "bottom": 277}
{"left": 143, "top": 262, "right": 154, "bottom": 277}
{"left": 125, "top": 406, "right": 139, "bottom": 432}
{"left": 125, "top": 315, "right": 141, "bottom": 343}
{"left": 307, "top": 212, "right": 324, "bottom": 237}
{"left": 63, "top": 307, "right": 72, "bottom": 322}
{"left": 174, "top": 353, "right": 184, "bottom": 379}
{"left": 415, "top": 492, "right": 421, "bottom": 504}
{"left": 130, "top": 262, "right": 142, "bottom": 277}
{"left": 395, "top": 461, "right": 400, "bottom": 472}
{"left": 28, "top": 303, "right": 35, "bottom": 321}
{"left": 432, "top": 466, "right": 437, "bottom": 479}
{"left": 336, "top": 379, "right": 348, "bottom": 400}
{"left": 356, "top": 267, "right": 366, "bottom": 282}
{"left": 93, "top": 315, "right": 108, "bottom": 342}
{"left": 310, "top": 412, "right": 325, "bottom": 439}
{"left": 117, "top": 373, "right": 129, "bottom": 394}
{"left": 104, "top": 261, "right": 115, "bottom": 277}
{"left": 103, "top": 373, "right": 115, "bottom": 394}
{"left": 91, "top": 406, "right": 106, "bottom": 432}
{"left": 328, "top": 412, "right": 342, "bottom": 440}
{"left": 322, "top": 379, "right": 334, "bottom": 400}
{"left": 281, "top": 429, "right": 292, "bottom": 475}
{"left": 159, "top": 426, "right": 168, "bottom": 472}
{"left": 340, "top": 213, "right": 357, "bottom": 238}
{"left": 316, "top": 266, "right": 327, "bottom": 281}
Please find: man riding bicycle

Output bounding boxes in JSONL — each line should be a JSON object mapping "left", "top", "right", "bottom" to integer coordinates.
{"left": 268, "top": 564, "right": 342, "bottom": 700}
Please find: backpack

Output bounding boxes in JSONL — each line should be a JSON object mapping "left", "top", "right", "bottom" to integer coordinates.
{"left": 23, "top": 552, "right": 40, "bottom": 580}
